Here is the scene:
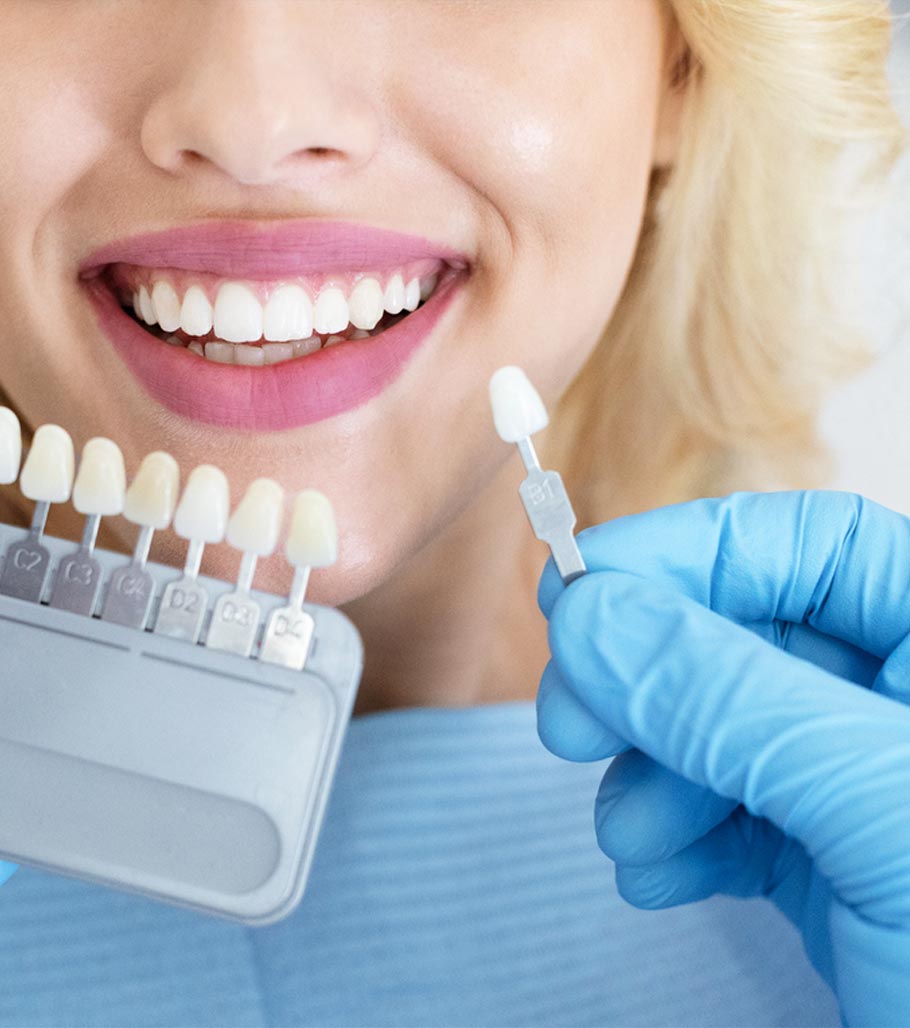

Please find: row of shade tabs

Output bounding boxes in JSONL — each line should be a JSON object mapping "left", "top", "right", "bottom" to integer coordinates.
{"left": 0, "top": 408, "right": 336, "bottom": 671}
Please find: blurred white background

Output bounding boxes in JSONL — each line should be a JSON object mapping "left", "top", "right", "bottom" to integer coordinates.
{"left": 820, "top": 2, "right": 910, "bottom": 510}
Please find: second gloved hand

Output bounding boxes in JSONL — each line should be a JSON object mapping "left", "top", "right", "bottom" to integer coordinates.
{"left": 537, "top": 490, "right": 910, "bottom": 1027}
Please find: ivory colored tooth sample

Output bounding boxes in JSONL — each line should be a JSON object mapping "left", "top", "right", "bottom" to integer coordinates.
{"left": 226, "top": 477, "right": 284, "bottom": 555}
{"left": 205, "top": 477, "right": 285, "bottom": 658}
{"left": 72, "top": 437, "right": 127, "bottom": 516}
{"left": 0, "top": 424, "right": 75, "bottom": 602}
{"left": 285, "top": 489, "right": 338, "bottom": 568}
{"left": 154, "top": 464, "right": 230, "bottom": 643}
{"left": 0, "top": 407, "right": 22, "bottom": 484}
{"left": 173, "top": 465, "right": 230, "bottom": 544}
{"left": 123, "top": 451, "right": 180, "bottom": 529}
{"left": 102, "top": 450, "right": 180, "bottom": 629}
{"left": 19, "top": 424, "right": 75, "bottom": 503}
{"left": 50, "top": 437, "right": 127, "bottom": 616}
{"left": 488, "top": 365, "right": 549, "bottom": 444}
{"left": 488, "top": 365, "right": 586, "bottom": 586}
{"left": 259, "top": 490, "right": 337, "bottom": 671}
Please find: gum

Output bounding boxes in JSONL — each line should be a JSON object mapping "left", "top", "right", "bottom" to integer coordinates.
{"left": 108, "top": 258, "right": 444, "bottom": 306}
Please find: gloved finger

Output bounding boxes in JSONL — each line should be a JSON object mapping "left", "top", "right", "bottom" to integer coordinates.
{"left": 613, "top": 809, "right": 798, "bottom": 909}
{"left": 549, "top": 569, "right": 910, "bottom": 924}
{"left": 0, "top": 861, "right": 17, "bottom": 886}
{"left": 872, "top": 628, "right": 910, "bottom": 703}
{"left": 772, "top": 620, "right": 882, "bottom": 688}
{"left": 594, "top": 750, "right": 737, "bottom": 864}
{"left": 539, "top": 491, "right": 910, "bottom": 662}
{"left": 536, "top": 659, "right": 628, "bottom": 761}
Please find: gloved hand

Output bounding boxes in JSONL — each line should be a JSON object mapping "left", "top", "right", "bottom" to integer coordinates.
{"left": 0, "top": 862, "right": 15, "bottom": 886}
{"left": 537, "top": 490, "right": 910, "bottom": 1027}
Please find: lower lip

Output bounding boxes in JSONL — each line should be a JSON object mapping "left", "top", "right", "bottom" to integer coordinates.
{"left": 84, "top": 272, "right": 461, "bottom": 431}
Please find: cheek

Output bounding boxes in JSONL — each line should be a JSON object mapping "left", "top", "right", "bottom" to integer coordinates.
{"left": 399, "top": 3, "right": 664, "bottom": 396}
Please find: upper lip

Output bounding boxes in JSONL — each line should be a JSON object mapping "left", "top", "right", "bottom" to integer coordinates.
{"left": 78, "top": 219, "right": 471, "bottom": 279}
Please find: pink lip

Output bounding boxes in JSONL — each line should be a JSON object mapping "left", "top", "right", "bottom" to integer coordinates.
{"left": 79, "top": 219, "right": 469, "bottom": 278}
{"left": 80, "top": 220, "right": 468, "bottom": 431}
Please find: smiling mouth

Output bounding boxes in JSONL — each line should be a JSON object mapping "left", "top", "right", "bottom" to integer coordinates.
{"left": 100, "top": 260, "right": 448, "bottom": 367}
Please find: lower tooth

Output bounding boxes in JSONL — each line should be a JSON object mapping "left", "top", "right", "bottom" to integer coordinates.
{"left": 292, "top": 336, "right": 321, "bottom": 357}
{"left": 234, "top": 345, "right": 264, "bottom": 367}
{"left": 262, "top": 342, "right": 293, "bottom": 364}
{"left": 188, "top": 341, "right": 204, "bottom": 357}
{"left": 204, "top": 342, "right": 234, "bottom": 364}
{"left": 324, "top": 335, "right": 344, "bottom": 346}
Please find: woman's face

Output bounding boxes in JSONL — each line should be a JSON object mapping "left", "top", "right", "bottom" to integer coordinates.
{"left": 0, "top": 0, "right": 674, "bottom": 603}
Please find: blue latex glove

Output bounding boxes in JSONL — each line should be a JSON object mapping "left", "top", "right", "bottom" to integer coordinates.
{"left": 0, "top": 863, "right": 15, "bottom": 886}
{"left": 537, "top": 490, "right": 910, "bottom": 1027}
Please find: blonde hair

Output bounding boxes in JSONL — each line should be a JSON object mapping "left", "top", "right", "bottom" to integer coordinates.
{"left": 547, "top": 0, "right": 906, "bottom": 526}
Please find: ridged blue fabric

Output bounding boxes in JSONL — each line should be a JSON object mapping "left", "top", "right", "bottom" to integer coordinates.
{"left": 0, "top": 702, "right": 840, "bottom": 1027}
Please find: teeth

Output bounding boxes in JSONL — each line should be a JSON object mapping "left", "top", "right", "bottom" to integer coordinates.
{"left": 188, "top": 341, "right": 204, "bottom": 357}
{"left": 419, "top": 274, "right": 437, "bottom": 301}
{"left": 213, "top": 283, "right": 263, "bottom": 343}
{"left": 324, "top": 335, "right": 344, "bottom": 346}
{"left": 262, "top": 342, "right": 294, "bottom": 364}
{"left": 263, "top": 285, "right": 313, "bottom": 342}
{"left": 151, "top": 281, "right": 181, "bottom": 332}
{"left": 204, "top": 342, "right": 235, "bottom": 364}
{"left": 383, "top": 274, "right": 405, "bottom": 315}
{"left": 313, "top": 287, "right": 348, "bottom": 334}
{"left": 292, "top": 336, "right": 321, "bottom": 357}
{"left": 180, "top": 285, "right": 214, "bottom": 337}
{"left": 403, "top": 277, "right": 420, "bottom": 312}
{"left": 347, "top": 277, "right": 384, "bottom": 330}
{"left": 234, "top": 345, "right": 264, "bottom": 367}
{"left": 138, "top": 285, "right": 155, "bottom": 325}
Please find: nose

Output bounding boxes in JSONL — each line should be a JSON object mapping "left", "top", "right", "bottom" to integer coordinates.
{"left": 140, "top": 0, "right": 380, "bottom": 187}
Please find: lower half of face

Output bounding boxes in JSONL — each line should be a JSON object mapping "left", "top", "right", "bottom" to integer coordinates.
{"left": 0, "top": 0, "right": 668, "bottom": 604}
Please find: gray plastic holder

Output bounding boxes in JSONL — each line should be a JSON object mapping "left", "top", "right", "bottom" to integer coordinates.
{"left": 0, "top": 523, "right": 363, "bottom": 926}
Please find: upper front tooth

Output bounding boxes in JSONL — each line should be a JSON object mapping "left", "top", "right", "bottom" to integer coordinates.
{"left": 180, "top": 285, "right": 213, "bottom": 337}
{"left": 402, "top": 277, "right": 420, "bottom": 312}
{"left": 138, "top": 285, "right": 155, "bottom": 325}
{"left": 263, "top": 285, "right": 313, "bottom": 342}
{"left": 348, "top": 277, "right": 384, "bottom": 330}
{"left": 214, "top": 283, "right": 263, "bottom": 343}
{"left": 151, "top": 281, "right": 182, "bottom": 332}
{"left": 314, "top": 287, "right": 348, "bottom": 334}
{"left": 384, "top": 274, "right": 405, "bottom": 315}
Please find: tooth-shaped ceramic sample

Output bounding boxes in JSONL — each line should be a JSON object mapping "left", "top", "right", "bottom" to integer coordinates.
{"left": 489, "top": 366, "right": 549, "bottom": 443}
{"left": 72, "top": 437, "right": 127, "bottom": 516}
{"left": 151, "top": 280, "right": 182, "bottom": 333}
{"left": 263, "top": 285, "right": 313, "bottom": 342}
{"left": 285, "top": 490, "right": 337, "bottom": 568}
{"left": 313, "top": 287, "right": 348, "bottom": 334}
{"left": 383, "top": 274, "right": 405, "bottom": 315}
{"left": 347, "top": 278, "right": 384, "bottom": 330}
{"left": 180, "top": 285, "right": 214, "bottom": 337}
{"left": 214, "top": 283, "right": 263, "bottom": 343}
{"left": 0, "top": 407, "right": 22, "bottom": 484}
{"left": 226, "top": 477, "right": 284, "bottom": 556}
{"left": 19, "top": 424, "right": 75, "bottom": 503}
{"left": 123, "top": 451, "right": 180, "bottom": 529}
{"left": 173, "top": 464, "right": 230, "bottom": 544}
